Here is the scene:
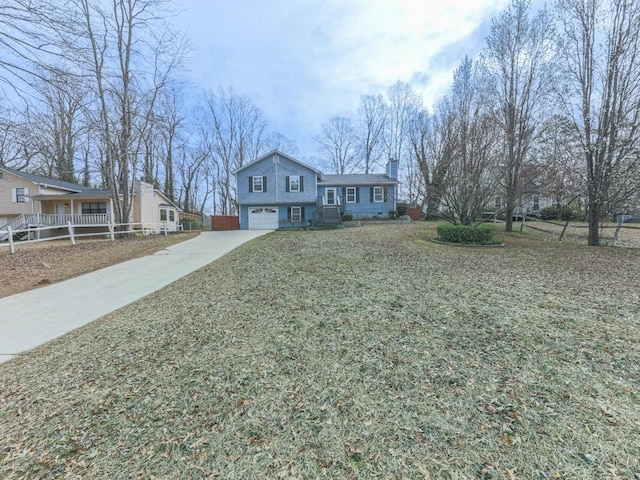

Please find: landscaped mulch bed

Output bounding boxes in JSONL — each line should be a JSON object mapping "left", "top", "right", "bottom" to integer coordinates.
{"left": 0, "top": 224, "right": 638, "bottom": 479}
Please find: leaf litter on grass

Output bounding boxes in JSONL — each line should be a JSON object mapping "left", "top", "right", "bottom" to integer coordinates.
{"left": 1, "top": 223, "right": 639, "bottom": 479}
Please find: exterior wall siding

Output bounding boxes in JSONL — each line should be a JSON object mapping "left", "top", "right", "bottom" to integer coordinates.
{"left": 236, "top": 153, "right": 399, "bottom": 228}
{"left": 237, "top": 155, "right": 317, "bottom": 205}
{"left": 318, "top": 185, "right": 396, "bottom": 218}
{"left": 0, "top": 172, "right": 36, "bottom": 219}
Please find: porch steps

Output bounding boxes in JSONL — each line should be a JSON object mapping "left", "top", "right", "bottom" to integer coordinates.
{"left": 0, "top": 216, "right": 30, "bottom": 242}
{"left": 312, "top": 205, "right": 342, "bottom": 227}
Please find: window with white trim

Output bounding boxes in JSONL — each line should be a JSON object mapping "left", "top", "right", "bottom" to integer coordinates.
{"left": 169, "top": 210, "right": 175, "bottom": 222}
{"left": 252, "top": 176, "right": 263, "bottom": 192}
{"left": 289, "top": 175, "right": 300, "bottom": 192}
{"left": 373, "top": 186, "right": 384, "bottom": 203}
{"left": 16, "top": 187, "right": 27, "bottom": 203}
{"left": 290, "top": 206, "right": 302, "bottom": 222}
{"left": 346, "top": 187, "right": 356, "bottom": 203}
{"left": 160, "top": 209, "right": 167, "bottom": 221}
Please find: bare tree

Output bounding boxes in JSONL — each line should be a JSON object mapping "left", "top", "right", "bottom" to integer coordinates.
{"left": 440, "top": 57, "right": 501, "bottom": 225}
{"left": 59, "top": 0, "right": 186, "bottom": 226}
{"left": 263, "top": 132, "right": 298, "bottom": 156}
{"left": 202, "top": 87, "right": 266, "bottom": 214}
{"left": 415, "top": 103, "right": 453, "bottom": 215}
{"left": 21, "top": 71, "right": 89, "bottom": 182}
{"left": 383, "top": 81, "right": 423, "bottom": 203}
{"left": 0, "top": 110, "right": 29, "bottom": 169}
{"left": 556, "top": 0, "right": 640, "bottom": 245}
{"left": 0, "top": 0, "right": 62, "bottom": 96}
{"left": 534, "top": 114, "right": 585, "bottom": 218}
{"left": 314, "top": 116, "right": 359, "bottom": 174}
{"left": 484, "top": 0, "right": 555, "bottom": 231}
{"left": 356, "top": 94, "right": 387, "bottom": 174}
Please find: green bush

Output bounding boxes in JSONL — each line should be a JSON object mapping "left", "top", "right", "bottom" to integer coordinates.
{"left": 342, "top": 213, "right": 354, "bottom": 221}
{"left": 436, "top": 224, "right": 499, "bottom": 245}
{"left": 540, "top": 205, "right": 581, "bottom": 221}
{"left": 181, "top": 217, "right": 204, "bottom": 230}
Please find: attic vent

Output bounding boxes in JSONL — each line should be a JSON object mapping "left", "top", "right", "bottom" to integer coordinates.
{"left": 273, "top": 154, "right": 279, "bottom": 164}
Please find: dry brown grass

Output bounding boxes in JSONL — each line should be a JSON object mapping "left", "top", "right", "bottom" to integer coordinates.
{"left": 1, "top": 223, "right": 639, "bottom": 479}
{"left": 0, "top": 233, "right": 198, "bottom": 298}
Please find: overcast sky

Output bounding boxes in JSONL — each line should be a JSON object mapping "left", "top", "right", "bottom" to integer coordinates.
{"left": 175, "top": 0, "right": 511, "bottom": 161}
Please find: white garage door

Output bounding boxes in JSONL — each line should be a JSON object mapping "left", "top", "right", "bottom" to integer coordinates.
{"left": 248, "top": 207, "right": 279, "bottom": 229}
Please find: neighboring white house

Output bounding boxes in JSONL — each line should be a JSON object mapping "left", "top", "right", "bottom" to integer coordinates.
{"left": 0, "top": 166, "right": 181, "bottom": 239}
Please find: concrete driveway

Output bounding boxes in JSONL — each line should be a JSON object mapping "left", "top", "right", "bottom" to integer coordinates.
{"left": 0, "top": 230, "right": 272, "bottom": 364}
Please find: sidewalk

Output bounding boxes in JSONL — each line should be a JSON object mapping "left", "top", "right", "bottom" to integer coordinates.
{"left": 0, "top": 230, "right": 271, "bottom": 364}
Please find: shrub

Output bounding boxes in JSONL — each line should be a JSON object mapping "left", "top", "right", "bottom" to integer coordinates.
{"left": 396, "top": 204, "right": 408, "bottom": 216}
{"left": 540, "top": 205, "right": 582, "bottom": 221}
{"left": 436, "top": 224, "right": 499, "bottom": 245}
{"left": 342, "top": 213, "right": 354, "bottom": 221}
{"left": 181, "top": 217, "right": 204, "bottom": 230}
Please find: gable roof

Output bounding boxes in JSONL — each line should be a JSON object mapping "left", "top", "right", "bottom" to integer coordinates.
{"left": 318, "top": 173, "right": 397, "bottom": 186}
{"left": 234, "top": 150, "right": 320, "bottom": 174}
{"left": 0, "top": 166, "right": 91, "bottom": 193}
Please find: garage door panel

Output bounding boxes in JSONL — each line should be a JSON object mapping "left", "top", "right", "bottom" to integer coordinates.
{"left": 248, "top": 207, "right": 278, "bottom": 229}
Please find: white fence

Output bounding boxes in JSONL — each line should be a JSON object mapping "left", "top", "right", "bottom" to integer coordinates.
{"left": 1, "top": 221, "right": 174, "bottom": 254}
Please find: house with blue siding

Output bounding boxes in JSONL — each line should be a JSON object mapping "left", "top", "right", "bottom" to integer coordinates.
{"left": 235, "top": 150, "right": 398, "bottom": 229}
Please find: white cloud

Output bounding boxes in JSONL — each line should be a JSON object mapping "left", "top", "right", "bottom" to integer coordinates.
{"left": 175, "top": 0, "right": 510, "bottom": 158}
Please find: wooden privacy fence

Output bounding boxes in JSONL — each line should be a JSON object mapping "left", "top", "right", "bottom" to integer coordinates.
{"left": 0, "top": 221, "right": 175, "bottom": 254}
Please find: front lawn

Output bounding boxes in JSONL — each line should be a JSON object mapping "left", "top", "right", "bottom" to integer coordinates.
{"left": 1, "top": 223, "right": 638, "bottom": 479}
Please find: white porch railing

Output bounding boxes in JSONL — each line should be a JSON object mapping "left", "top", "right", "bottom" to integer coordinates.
{"left": 20, "top": 213, "right": 111, "bottom": 226}
{"left": 316, "top": 195, "right": 343, "bottom": 207}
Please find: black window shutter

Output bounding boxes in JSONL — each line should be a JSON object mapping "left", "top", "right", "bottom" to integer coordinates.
{"left": 301, "top": 206, "right": 305, "bottom": 220}
{"left": 370, "top": 187, "right": 374, "bottom": 202}
{"left": 249, "top": 177, "right": 253, "bottom": 193}
{"left": 263, "top": 176, "right": 267, "bottom": 192}
{"left": 300, "top": 176, "right": 304, "bottom": 192}
{"left": 384, "top": 187, "right": 388, "bottom": 202}
{"left": 356, "top": 187, "right": 360, "bottom": 203}
{"left": 286, "top": 176, "right": 290, "bottom": 192}
{"left": 287, "top": 207, "right": 291, "bottom": 221}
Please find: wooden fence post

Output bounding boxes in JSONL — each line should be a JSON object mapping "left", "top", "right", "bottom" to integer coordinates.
{"left": 612, "top": 219, "right": 623, "bottom": 247}
{"left": 8, "top": 227, "right": 15, "bottom": 254}
{"left": 559, "top": 220, "right": 570, "bottom": 241}
{"left": 67, "top": 221, "right": 76, "bottom": 245}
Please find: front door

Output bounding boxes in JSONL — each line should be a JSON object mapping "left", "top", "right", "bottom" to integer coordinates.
{"left": 55, "top": 203, "right": 66, "bottom": 224}
{"left": 326, "top": 188, "right": 337, "bottom": 205}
